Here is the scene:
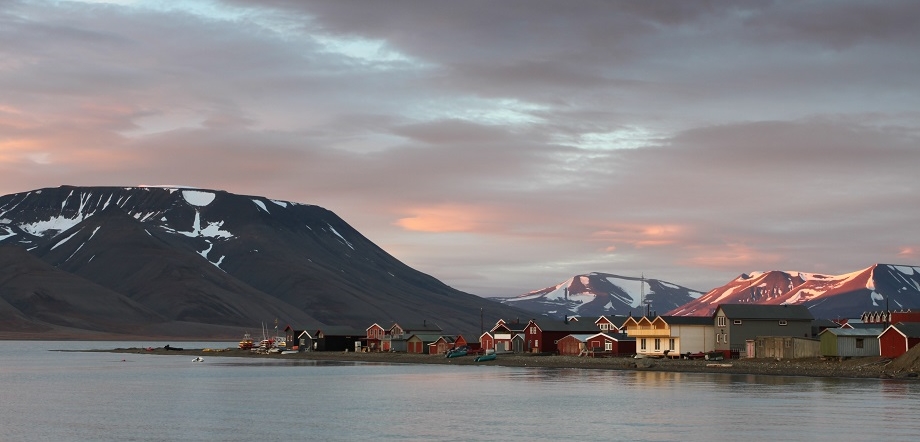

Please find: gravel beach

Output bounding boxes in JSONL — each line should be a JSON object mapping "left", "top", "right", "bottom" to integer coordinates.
{"left": 104, "top": 346, "right": 920, "bottom": 380}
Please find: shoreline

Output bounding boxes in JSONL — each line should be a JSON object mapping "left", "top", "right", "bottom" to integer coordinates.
{"left": 99, "top": 346, "right": 920, "bottom": 380}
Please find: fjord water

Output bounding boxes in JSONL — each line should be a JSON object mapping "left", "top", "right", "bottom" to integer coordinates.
{"left": 2, "top": 342, "right": 919, "bottom": 441}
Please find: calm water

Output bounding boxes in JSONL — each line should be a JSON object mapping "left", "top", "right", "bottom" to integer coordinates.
{"left": 1, "top": 341, "right": 919, "bottom": 441}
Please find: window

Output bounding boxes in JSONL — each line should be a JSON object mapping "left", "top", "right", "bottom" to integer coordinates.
{"left": 605, "top": 342, "right": 613, "bottom": 351}
{"left": 529, "top": 326, "right": 536, "bottom": 334}
{"left": 654, "top": 338, "right": 661, "bottom": 351}
{"left": 640, "top": 338, "right": 647, "bottom": 350}
{"left": 600, "top": 323, "right": 608, "bottom": 330}
{"left": 717, "top": 316, "right": 727, "bottom": 327}
{"left": 669, "top": 339, "right": 675, "bottom": 350}
{"left": 856, "top": 338, "right": 864, "bottom": 349}
{"left": 779, "top": 320, "right": 788, "bottom": 326}
{"left": 733, "top": 320, "right": 743, "bottom": 325}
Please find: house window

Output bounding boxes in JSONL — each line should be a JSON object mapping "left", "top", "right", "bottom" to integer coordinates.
{"left": 640, "top": 338, "right": 647, "bottom": 350}
{"left": 530, "top": 326, "right": 536, "bottom": 334}
{"left": 669, "top": 339, "right": 675, "bottom": 350}
{"left": 856, "top": 338, "right": 864, "bottom": 349}
{"left": 717, "top": 316, "right": 727, "bottom": 327}
{"left": 654, "top": 338, "right": 661, "bottom": 351}
{"left": 605, "top": 342, "right": 613, "bottom": 351}
{"left": 733, "top": 320, "right": 742, "bottom": 325}
{"left": 779, "top": 320, "right": 788, "bottom": 326}
{"left": 534, "top": 340, "right": 539, "bottom": 349}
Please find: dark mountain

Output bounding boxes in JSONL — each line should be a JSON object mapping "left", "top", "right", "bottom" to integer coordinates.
{"left": 493, "top": 272, "right": 704, "bottom": 319}
{"left": 0, "top": 185, "right": 529, "bottom": 337}
{"left": 667, "top": 265, "right": 920, "bottom": 319}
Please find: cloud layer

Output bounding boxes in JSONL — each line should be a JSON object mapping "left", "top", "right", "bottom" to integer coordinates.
{"left": 2, "top": 0, "right": 918, "bottom": 296}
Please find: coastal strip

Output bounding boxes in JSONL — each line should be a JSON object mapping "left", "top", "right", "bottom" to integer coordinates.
{"left": 99, "top": 347, "right": 919, "bottom": 380}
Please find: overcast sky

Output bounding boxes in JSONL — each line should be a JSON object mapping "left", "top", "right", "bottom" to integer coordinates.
{"left": 2, "top": 0, "right": 918, "bottom": 297}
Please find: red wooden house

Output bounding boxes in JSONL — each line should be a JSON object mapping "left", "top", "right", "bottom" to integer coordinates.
{"left": 490, "top": 319, "right": 526, "bottom": 353}
{"left": 406, "top": 333, "right": 442, "bottom": 354}
{"left": 556, "top": 332, "right": 636, "bottom": 356}
{"left": 365, "top": 323, "right": 386, "bottom": 352}
{"left": 879, "top": 322, "right": 920, "bottom": 358}
{"left": 427, "top": 336, "right": 456, "bottom": 355}
{"left": 479, "top": 332, "right": 494, "bottom": 351}
{"left": 595, "top": 315, "right": 628, "bottom": 333}
{"left": 523, "top": 318, "right": 602, "bottom": 353}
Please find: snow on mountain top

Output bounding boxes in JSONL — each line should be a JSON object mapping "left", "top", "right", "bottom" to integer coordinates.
{"left": 182, "top": 190, "right": 216, "bottom": 207}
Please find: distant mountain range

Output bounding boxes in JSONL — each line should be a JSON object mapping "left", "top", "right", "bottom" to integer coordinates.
{"left": 0, "top": 185, "right": 530, "bottom": 338}
{"left": 493, "top": 272, "right": 705, "bottom": 319}
{"left": 495, "top": 265, "right": 920, "bottom": 322}
{"left": 668, "top": 265, "right": 920, "bottom": 319}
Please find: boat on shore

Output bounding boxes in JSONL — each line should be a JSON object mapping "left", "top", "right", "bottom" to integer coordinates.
{"left": 474, "top": 353, "right": 496, "bottom": 362}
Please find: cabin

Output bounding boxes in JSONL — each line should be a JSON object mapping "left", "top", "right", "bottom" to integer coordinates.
{"left": 752, "top": 336, "right": 820, "bottom": 359}
{"left": 490, "top": 319, "right": 526, "bottom": 353}
{"left": 315, "top": 326, "right": 365, "bottom": 352}
{"left": 407, "top": 333, "right": 442, "bottom": 354}
{"left": 523, "top": 318, "right": 603, "bottom": 353}
{"left": 622, "top": 315, "right": 714, "bottom": 357}
{"left": 713, "top": 304, "right": 814, "bottom": 358}
{"left": 365, "top": 323, "right": 386, "bottom": 352}
{"left": 595, "top": 315, "right": 628, "bottom": 333}
{"left": 427, "top": 336, "right": 457, "bottom": 355}
{"left": 879, "top": 322, "right": 920, "bottom": 358}
{"left": 382, "top": 321, "right": 443, "bottom": 352}
{"left": 819, "top": 327, "right": 884, "bottom": 358}
{"left": 296, "top": 330, "right": 316, "bottom": 352}
{"left": 479, "top": 332, "right": 494, "bottom": 352}
{"left": 556, "top": 332, "right": 635, "bottom": 357}
{"left": 283, "top": 325, "right": 305, "bottom": 351}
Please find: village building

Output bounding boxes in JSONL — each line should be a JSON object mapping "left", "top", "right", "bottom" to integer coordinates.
{"left": 861, "top": 310, "right": 920, "bottom": 325}
{"left": 381, "top": 321, "right": 442, "bottom": 352}
{"left": 523, "top": 318, "right": 603, "bottom": 353}
{"left": 427, "top": 336, "right": 456, "bottom": 355}
{"left": 595, "top": 315, "right": 628, "bottom": 333}
{"left": 315, "top": 326, "right": 365, "bottom": 352}
{"left": 819, "top": 327, "right": 884, "bottom": 358}
{"left": 556, "top": 332, "right": 635, "bottom": 357}
{"left": 751, "top": 336, "right": 821, "bottom": 359}
{"left": 879, "top": 322, "right": 920, "bottom": 358}
{"left": 406, "top": 333, "right": 443, "bottom": 354}
{"left": 621, "top": 315, "right": 714, "bottom": 357}
{"left": 365, "top": 323, "right": 386, "bottom": 351}
{"left": 489, "top": 319, "right": 526, "bottom": 353}
{"left": 713, "top": 304, "right": 814, "bottom": 358}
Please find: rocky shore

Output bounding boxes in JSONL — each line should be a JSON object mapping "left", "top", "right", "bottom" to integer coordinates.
{"left": 103, "top": 346, "right": 920, "bottom": 380}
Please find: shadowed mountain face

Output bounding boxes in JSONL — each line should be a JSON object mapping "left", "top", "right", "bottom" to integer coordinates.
{"left": 667, "top": 265, "right": 920, "bottom": 319}
{"left": 493, "top": 272, "right": 704, "bottom": 319}
{"left": 0, "top": 186, "right": 528, "bottom": 337}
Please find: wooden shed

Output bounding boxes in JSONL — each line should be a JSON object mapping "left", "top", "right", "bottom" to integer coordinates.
{"left": 407, "top": 333, "right": 442, "bottom": 354}
{"left": 753, "top": 336, "right": 820, "bottom": 359}
{"left": 819, "top": 327, "right": 884, "bottom": 358}
{"left": 427, "top": 336, "right": 456, "bottom": 355}
{"left": 479, "top": 332, "right": 494, "bottom": 351}
{"left": 556, "top": 333, "right": 635, "bottom": 356}
{"left": 879, "top": 322, "right": 920, "bottom": 358}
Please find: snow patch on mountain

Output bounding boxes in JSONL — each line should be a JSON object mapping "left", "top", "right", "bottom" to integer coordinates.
{"left": 182, "top": 190, "right": 215, "bottom": 207}
{"left": 328, "top": 224, "right": 354, "bottom": 250}
{"left": 253, "top": 199, "right": 269, "bottom": 213}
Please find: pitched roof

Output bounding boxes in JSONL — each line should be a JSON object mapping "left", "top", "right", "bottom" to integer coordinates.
{"left": 658, "top": 316, "right": 713, "bottom": 326}
{"left": 316, "top": 326, "right": 365, "bottom": 336}
{"left": 715, "top": 304, "right": 814, "bottom": 321}
{"left": 888, "top": 322, "right": 920, "bottom": 339}
{"left": 820, "top": 327, "right": 885, "bottom": 337}
{"left": 529, "top": 319, "right": 600, "bottom": 333}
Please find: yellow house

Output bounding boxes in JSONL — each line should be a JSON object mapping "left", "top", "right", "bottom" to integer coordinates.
{"left": 621, "top": 315, "right": 715, "bottom": 357}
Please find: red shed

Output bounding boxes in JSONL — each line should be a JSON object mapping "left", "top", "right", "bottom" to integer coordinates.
{"left": 879, "top": 322, "right": 920, "bottom": 358}
{"left": 557, "top": 333, "right": 636, "bottom": 356}
{"left": 479, "top": 332, "right": 494, "bottom": 351}
{"left": 406, "top": 333, "right": 441, "bottom": 354}
{"left": 428, "top": 336, "right": 456, "bottom": 355}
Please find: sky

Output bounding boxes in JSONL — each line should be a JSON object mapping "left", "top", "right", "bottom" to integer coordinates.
{"left": 2, "top": 0, "right": 919, "bottom": 297}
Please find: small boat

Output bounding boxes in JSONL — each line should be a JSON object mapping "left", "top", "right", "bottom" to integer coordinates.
{"left": 474, "top": 353, "right": 496, "bottom": 362}
{"left": 238, "top": 332, "right": 254, "bottom": 350}
{"left": 445, "top": 349, "right": 467, "bottom": 358}
{"left": 192, "top": 356, "right": 204, "bottom": 362}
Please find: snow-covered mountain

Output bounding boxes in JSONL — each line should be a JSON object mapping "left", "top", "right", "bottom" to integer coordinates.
{"left": 494, "top": 272, "right": 704, "bottom": 319}
{"left": 668, "top": 265, "right": 920, "bottom": 319}
{"left": 0, "top": 185, "right": 529, "bottom": 337}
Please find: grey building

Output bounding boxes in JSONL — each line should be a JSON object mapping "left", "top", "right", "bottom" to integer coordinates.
{"left": 713, "top": 304, "right": 813, "bottom": 357}
{"left": 819, "top": 327, "right": 884, "bottom": 358}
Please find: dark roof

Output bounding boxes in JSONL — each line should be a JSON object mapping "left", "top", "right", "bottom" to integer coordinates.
{"left": 316, "top": 326, "right": 365, "bottom": 336}
{"left": 597, "top": 315, "right": 629, "bottom": 325}
{"left": 407, "top": 333, "right": 444, "bottom": 343}
{"left": 659, "top": 316, "right": 713, "bottom": 326}
{"left": 715, "top": 304, "right": 814, "bottom": 321}
{"left": 391, "top": 322, "right": 443, "bottom": 333}
{"left": 530, "top": 319, "right": 600, "bottom": 333}
{"left": 889, "top": 322, "right": 920, "bottom": 338}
